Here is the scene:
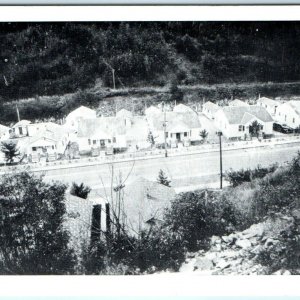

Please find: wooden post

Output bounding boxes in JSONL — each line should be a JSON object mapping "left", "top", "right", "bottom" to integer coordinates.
{"left": 90, "top": 204, "right": 102, "bottom": 246}
{"left": 105, "top": 203, "right": 111, "bottom": 236}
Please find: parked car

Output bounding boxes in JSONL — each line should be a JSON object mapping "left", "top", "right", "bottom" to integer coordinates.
{"left": 273, "top": 123, "right": 294, "bottom": 134}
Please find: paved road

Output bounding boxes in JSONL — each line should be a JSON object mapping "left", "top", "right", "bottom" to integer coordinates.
{"left": 38, "top": 142, "right": 300, "bottom": 195}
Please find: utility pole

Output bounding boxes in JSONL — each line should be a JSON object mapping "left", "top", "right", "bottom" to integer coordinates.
{"left": 163, "top": 102, "right": 168, "bottom": 158}
{"left": 103, "top": 60, "right": 116, "bottom": 90}
{"left": 16, "top": 104, "right": 20, "bottom": 122}
{"left": 217, "top": 131, "right": 223, "bottom": 189}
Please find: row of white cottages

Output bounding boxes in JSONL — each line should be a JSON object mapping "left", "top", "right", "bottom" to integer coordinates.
{"left": 0, "top": 104, "right": 203, "bottom": 161}
{"left": 203, "top": 97, "right": 300, "bottom": 139}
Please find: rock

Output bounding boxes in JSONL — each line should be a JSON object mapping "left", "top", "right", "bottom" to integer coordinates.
{"left": 264, "top": 238, "right": 277, "bottom": 247}
{"left": 193, "top": 257, "right": 214, "bottom": 271}
{"left": 236, "top": 239, "right": 252, "bottom": 249}
{"left": 217, "top": 259, "right": 231, "bottom": 270}
{"left": 250, "top": 244, "right": 262, "bottom": 255}
{"left": 210, "top": 235, "right": 220, "bottom": 245}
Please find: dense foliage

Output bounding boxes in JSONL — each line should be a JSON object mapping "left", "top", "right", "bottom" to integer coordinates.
{"left": 70, "top": 182, "right": 91, "bottom": 199}
{"left": 225, "top": 164, "right": 278, "bottom": 187}
{"left": 1, "top": 22, "right": 300, "bottom": 101}
{"left": 0, "top": 172, "right": 77, "bottom": 274}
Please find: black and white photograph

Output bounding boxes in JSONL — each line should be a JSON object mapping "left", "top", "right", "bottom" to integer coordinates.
{"left": 1, "top": 7, "right": 300, "bottom": 277}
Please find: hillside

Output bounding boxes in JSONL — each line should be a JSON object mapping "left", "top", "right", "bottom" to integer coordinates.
{"left": 1, "top": 22, "right": 300, "bottom": 102}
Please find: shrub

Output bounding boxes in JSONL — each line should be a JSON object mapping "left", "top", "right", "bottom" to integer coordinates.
{"left": 163, "top": 190, "right": 238, "bottom": 251}
{"left": 70, "top": 182, "right": 91, "bottom": 199}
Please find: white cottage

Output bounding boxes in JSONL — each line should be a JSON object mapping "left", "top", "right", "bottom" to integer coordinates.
{"left": 148, "top": 111, "right": 201, "bottom": 146}
{"left": 173, "top": 104, "right": 195, "bottom": 114}
{"left": 202, "top": 101, "right": 220, "bottom": 119}
{"left": 65, "top": 106, "right": 97, "bottom": 131}
{"left": 228, "top": 99, "right": 249, "bottom": 107}
{"left": 214, "top": 106, "right": 274, "bottom": 139}
{"left": 257, "top": 97, "right": 280, "bottom": 116}
{"left": 275, "top": 101, "right": 300, "bottom": 129}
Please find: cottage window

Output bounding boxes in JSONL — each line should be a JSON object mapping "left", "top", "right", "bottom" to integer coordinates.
{"left": 113, "top": 137, "right": 116, "bottom": 143}
{"left": 93, "top": 140, "right": 97, "bottom": 145}
{"left": 52, "top": 146, "right": 54, "bottom": 150}
{"left": 108, "top": 139, "right": 111, "bottom": 143}
{"left": 100, "top": 140, "right": 105, "bottom": 147}
{"left": 285, "top": 115, "right": 287, "bottom": 121}
{"left": 19, "top": 127, "right": 23, "bottom": 135}
{"left": 238, "top": 125, "right": 244, "bottom": 132}
{"left": 293, "top": 118, "right": 295, "bottom": 123}
{"left": 184, "top": 132, "right": 188, "bottom": 137}
{"left": 165, "top": 132, "right": 168, "bottom": 138}
{"left": 88, "top": 139, "right": 91, "bottom": 145}
{"left": 261, "top": 125, "right": 264, "bottom": 130}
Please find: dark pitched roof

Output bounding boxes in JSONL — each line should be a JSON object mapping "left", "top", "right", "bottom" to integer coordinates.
{"left": 221, "top": 106, "right": 273, "bottom": 124}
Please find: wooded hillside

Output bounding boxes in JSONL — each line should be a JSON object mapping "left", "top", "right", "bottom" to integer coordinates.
{"left": 1, "top": 22, "right": 300, "bottom": 101}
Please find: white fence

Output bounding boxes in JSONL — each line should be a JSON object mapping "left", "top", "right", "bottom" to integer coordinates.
{"left": 1, "top": 135, "right": 300, "bottom": 174}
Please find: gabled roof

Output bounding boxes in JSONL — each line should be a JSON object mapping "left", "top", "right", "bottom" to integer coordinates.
{"left": 173, "top": 104, "right": 195, "bottom": 113}
{"left": 116, "top": 109, "right": 133, "bottom": 119}
{"left": 13, "top": 120, "right": 31, "bottom": 127}
{"left": 203, "top": 101, "right": 220, "bottom": 113}
{"left": 257, "top": 97, "right": 280, "bottom": 108}
{"left": 151, "top": 112, "right": 201, "bottom": 132}
{"left": 287, "top": 101, "right": 300, "bottom": 116}
{"left": 77, "top": 117, "right": 126, "bottom": 138}
{"left": 67, "top": 106, "right": 96, "bottom": 119}
{"left": 229, "top": 99, "right": 249, "bottom": 107}
{"left": 221, "top": 106, "right": 273, "bottom": 124}
{"left": 123, "top": 177, "right": 176, "bottom": 232}
{"left": 145, "top": 106, "right": 161, "bottom": 115}
{"left": 0, "top": 124, "right": 10, "bottom": 134}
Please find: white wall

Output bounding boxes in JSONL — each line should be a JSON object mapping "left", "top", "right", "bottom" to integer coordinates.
{"left": 276, "top": 103, "right": 300, "bottom": 129}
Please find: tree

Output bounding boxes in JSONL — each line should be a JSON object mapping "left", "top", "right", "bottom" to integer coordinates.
{"left": 147, "top": 131, "right": 156, "bottom": 148}
{"left": 0, "top": 141, "right": 20, "bottom": 164}
{"left": 0, "top": 171, "right": 77, "bottom": 274}
{"left": 200, "top": 129, "right": 209, "bottom": 142}
{"left": 70, "top": 182, "right": 91, "bottom": 199}
{"left": 157, "top": 169, "right": 171, "bottom": 187}
{"left": 249, "top": 120, "right": 262, "bottom": 138}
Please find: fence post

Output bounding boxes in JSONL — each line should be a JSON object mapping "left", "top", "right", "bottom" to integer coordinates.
{"left": 105, "top": 203, "right": 111, "bottom": 244}
{"left": 90, "top": 204, "right": 102, "bottom": 247}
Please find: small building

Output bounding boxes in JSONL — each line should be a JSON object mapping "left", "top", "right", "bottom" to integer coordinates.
{"left": 0, "top": 124, "right": 10, "bottom": 140}
{"left": 257, "top": 97, "right": 280, "bottom": 116}
{"left": 77, "top": 117, "right": 127, "bottom": 154}
{"left": 228, "top": 99, "right": 249, "bottom": 107}
{"left": 12, "top": 120, "right": 31, "bottom": 138}
{"left": 65, "top": 106, "right": 97, "bottom": 131}
{"left": 116, "top": 108, "right": 133, "bottom": 119}
{"left": 214, "top": 106, "right": 274, "bottom": 139}
{"left": 202, "top": 101, "right": 220, "bottom": 119}
{"left": 173, "top": 104, "right": 196, "bottom": 114}
{"left": 148, "top": 111, "right": 202, "bottom": 146}
{"left": 19, "top": 125, "right": 72, "bottom": 161}
{"left": 122, "top": 177, "right": 176, "bottom": 235}
{"left": 275, "top": 101, "right": 300, "bottom": 129}
{"left": 145, "top": 106, "right": 161, "bottom": 117}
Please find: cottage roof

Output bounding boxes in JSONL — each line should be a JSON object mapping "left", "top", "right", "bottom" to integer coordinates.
{"left": 151, "top": 112, "right": 201, "bottom": 132}
{"left": 123, "top": 177, "right": 176, "bottom": 232}
{"left": 203, "top": 101, "right": 220, "bottom": 113}
{"left": 67, "top": 106, "right": 96, "bottom": 119}
{"left": 13, "top": 120, "right": 31, "bottom": 127}
{"left": 116, "top": 108, "right": 133, "bottom": 119}
{"left": 173, "top": 104, "right": 195, "bottom": 113}
{"left": 229, "top": 99, "right": 249, "bottom": 107}
{"left": 221, "top": 106, "right": 273, "bottom": 124}
{"left": 257, "top": 97, "right": 280, "bottom": 108}
{"left": 145, "top": 106, "right": 161, "bottom": 116}
{"left": 0, "top": 124, "right": 10, "bottom": 135}
{"left": 288, "top": 101, "right": 300, "bottom": 116}
{"left": 77, "top": 117, "right": 126, "bottom": 138}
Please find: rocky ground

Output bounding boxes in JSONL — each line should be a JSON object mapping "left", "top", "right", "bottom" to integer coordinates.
{"left": 180, "top": 210, "right": 300, "bottom": 275}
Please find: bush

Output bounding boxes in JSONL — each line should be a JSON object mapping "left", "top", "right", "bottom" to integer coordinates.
{"left": 225, "top": 164, "right": 278, "bottom": 187}
{"left": 163, "top": 190, "right": 238, "bottom": 251}
{"left": 70, "top": 182, "right": 91, "bottom": 199}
